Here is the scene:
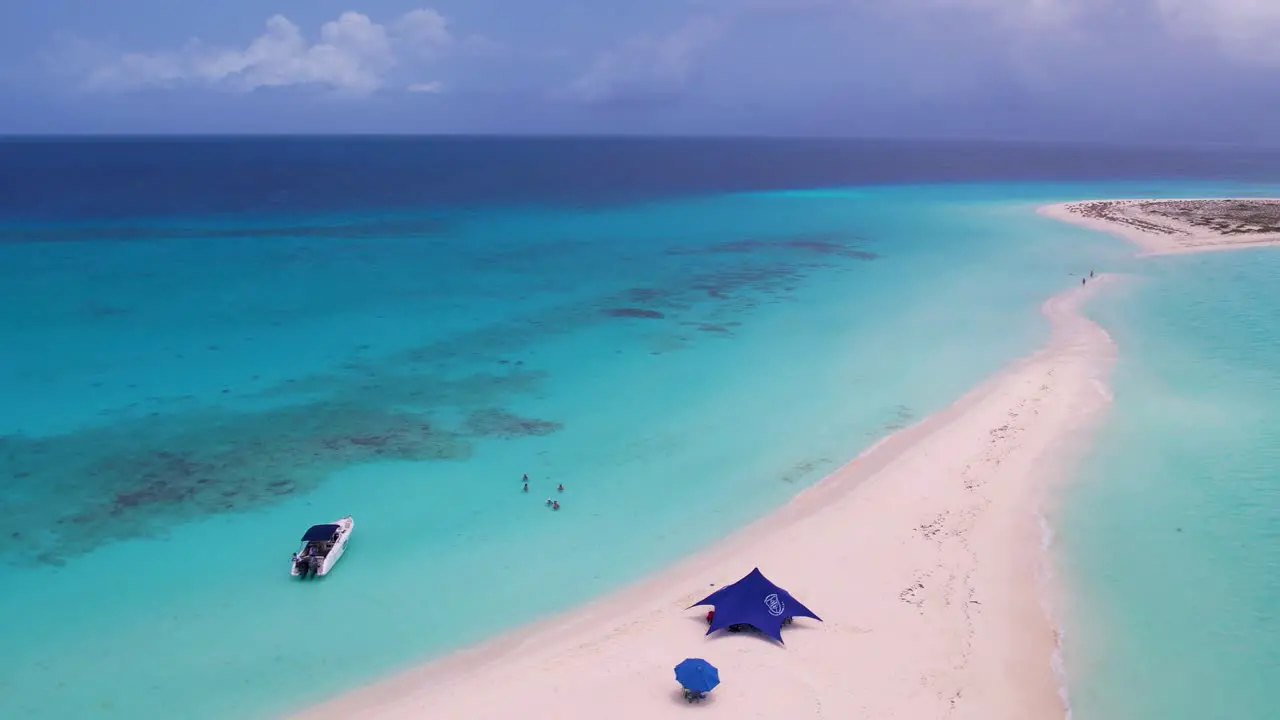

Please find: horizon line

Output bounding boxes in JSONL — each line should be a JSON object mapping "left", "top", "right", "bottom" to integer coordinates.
{"left": 0, "top": 132, "right": 1273, "bottom": 152}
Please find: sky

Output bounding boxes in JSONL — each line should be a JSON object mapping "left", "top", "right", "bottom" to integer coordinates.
{"left": 3, "top": 0, "right": 1280, "bottom": 141}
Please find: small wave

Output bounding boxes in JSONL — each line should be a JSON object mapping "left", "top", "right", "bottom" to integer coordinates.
{"left": 1035, "top": 510, "right": 1074, "bottom": 720}
{"left": 860, "top": 434, "right": 895, "bottom": 457}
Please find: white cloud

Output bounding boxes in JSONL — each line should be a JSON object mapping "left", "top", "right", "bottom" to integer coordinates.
{"left": 694, "top": 0, "right": 1086, "bottom": 27}
{"left": 919, "top": 0, "right": 1084, "bottom": 27}
{"left": 561, "top": 0, "right": 1086, "bottom": 105}
{"left": 395, "top": 9, "right": 452, "bottom": 49}
{"left": 83, "top": 9, "right": 454, "bottom": 95}
{"left": 406, "top": 81, "right": 444, "bottom": 93}
{"left": 565, "top": 17, "right": 721, "bottom": 104}
{"left": 744, "top": 0, "right": 1280, "bottom": 60}
{"left": 1154, "top": 0, "right": 1280, "bottom": 66}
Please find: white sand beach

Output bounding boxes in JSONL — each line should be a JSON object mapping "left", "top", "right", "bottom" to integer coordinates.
{"left": 1040, "top": 198, "right": 1280, "bottom": 255}
{"left": 296, "top": 275, "right": 1120, "bottom": 720}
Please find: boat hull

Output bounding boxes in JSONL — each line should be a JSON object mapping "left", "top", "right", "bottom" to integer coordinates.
{"left": 290, "top": 516, "right": 354, "bottom": 579}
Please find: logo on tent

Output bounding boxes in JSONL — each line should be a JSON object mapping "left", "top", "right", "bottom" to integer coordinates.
{"left": 763, "top": 593, "right": 785, "bottom": 616}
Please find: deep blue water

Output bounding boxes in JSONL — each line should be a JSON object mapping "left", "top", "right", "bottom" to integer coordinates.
{"left": 5, "top": 136, "right": 1280, "bottom": 222}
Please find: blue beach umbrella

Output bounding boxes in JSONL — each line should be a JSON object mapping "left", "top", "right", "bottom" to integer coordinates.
{"left": 674, "top": 658, "right": 720, "bottom": 693}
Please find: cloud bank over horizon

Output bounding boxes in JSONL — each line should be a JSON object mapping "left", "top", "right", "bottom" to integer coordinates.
{"left": 64, "top": 9, "right": 456, "bottom": 96}
{"left": 6, "top": 0, "right": 1280, "bottom": 140}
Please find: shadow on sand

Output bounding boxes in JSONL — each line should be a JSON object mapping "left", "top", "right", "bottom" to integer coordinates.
{"left": 682, "top": 614, "right": 818, "bottom": 645}
{"left": 669, "top": 687, "right": 718, "bottom": 708}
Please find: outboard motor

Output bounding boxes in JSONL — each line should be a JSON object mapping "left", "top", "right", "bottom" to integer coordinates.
{"left": 293, "top": 553, "right": 318, "bottom": 579}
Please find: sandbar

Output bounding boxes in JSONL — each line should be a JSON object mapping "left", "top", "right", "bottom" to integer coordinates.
{"left": 295, "top": 276, "right": 1119, "bottom": 720}
{"left": 1039, "top": 198, "right": 1280, "bottom": 256}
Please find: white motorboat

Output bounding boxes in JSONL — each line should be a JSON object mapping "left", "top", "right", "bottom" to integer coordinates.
{"left": 291, "top": 516, "right": 354, "bottom": 579}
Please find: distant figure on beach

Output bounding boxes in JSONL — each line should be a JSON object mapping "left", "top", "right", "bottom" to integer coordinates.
{"left": 1082, "top": 278, "right": 1086, "bottom": 285}
{"left": 706, "top": 609, "right": 715, "bottom": 624}
{"left": 522, "top": 483, "right": 528, "bottom": 492}
{"left": 1090, "top": 269, "right": 1095, "bottom": 278}
{"left": 557, "top": 483, "right": 564, "bottom": 492}
{"left": 551, "top": 500, "right": 561, "bottom": 511}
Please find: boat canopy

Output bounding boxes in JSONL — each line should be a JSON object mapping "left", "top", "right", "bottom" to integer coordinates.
{"left": 301, "top": 524, "right": 340, "bottom": 542}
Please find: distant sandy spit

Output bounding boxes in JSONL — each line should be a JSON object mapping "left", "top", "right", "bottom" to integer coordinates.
{"left": 1040, "top": 198, "right": 1280, "bottom": 256}
{"left": 294, "top": 278, "right": 1121, "bottom": 720}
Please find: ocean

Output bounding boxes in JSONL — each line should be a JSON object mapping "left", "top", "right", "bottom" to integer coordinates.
{"left": 1060, "top": 246, "right": 1280, "bottom": 719}
{"left": 1, "top": 138, "right": 1277, "bottom": 719}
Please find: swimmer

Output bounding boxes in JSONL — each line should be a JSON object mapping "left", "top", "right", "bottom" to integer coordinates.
{"left": 522, "top": 473, "right": 528, "bottom": 482}
{"left": 552, "top": 500, "right": 560, "bottom": 511}
{"left": 522, "top": 483, "right": 528, "bottom": 492}
{"left": 556, "top": 483, "right": 564, "bottom": 492}
{"left": 546, "top": 498, "right": 553, "bottom": 506}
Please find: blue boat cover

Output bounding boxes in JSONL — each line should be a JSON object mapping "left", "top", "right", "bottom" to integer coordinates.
{"left": 689, "top": 567, "right": 822, "bottom": 643}
{"left": 301, "top": 524, "right": 340, "bottom": 542}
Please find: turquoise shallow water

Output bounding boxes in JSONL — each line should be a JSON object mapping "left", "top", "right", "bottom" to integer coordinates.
{"left": 3, "top": 177, "right": 1280, "bottom": 719}
{"left": 0, "top": 183, "right": 1118, "bottom": 718}
{"left": 1061, "top": 245, "right": 1280, "bottom": 719}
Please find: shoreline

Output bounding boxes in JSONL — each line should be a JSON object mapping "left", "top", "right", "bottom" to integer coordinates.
{"left": 1039, "top": 198, "right": 1280, "bottom": 256}
{"left": 295, "top": 276, "right": 1119, "bottom": 720}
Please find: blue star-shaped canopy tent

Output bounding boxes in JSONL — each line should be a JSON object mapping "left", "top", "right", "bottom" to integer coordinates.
{"left": 688, "top": 567, "right": 821, "bottom": 643}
